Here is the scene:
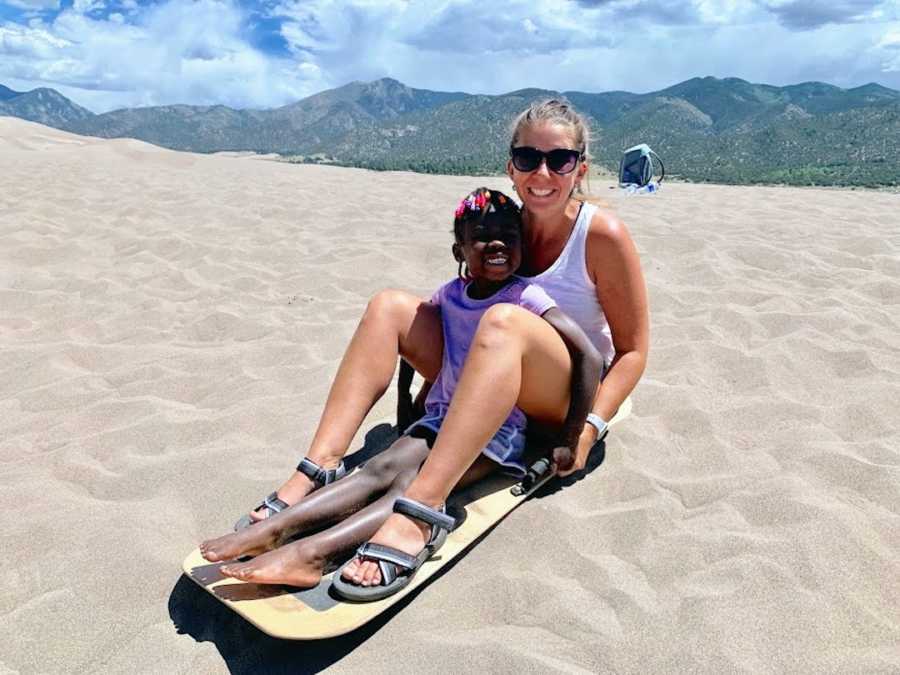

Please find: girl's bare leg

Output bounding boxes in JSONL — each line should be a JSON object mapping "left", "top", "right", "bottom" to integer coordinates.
{"left": 221, "top": 484, "right": 413, "bottom": 587}
{"left": 202, "top": 436, "right": 431, "bottom": 562}
{"left": 342, "top": 304, "right": 574, "bottom": 587}
{"left": 218, "top": 451, "right": 500, "bottom": 587}
{"left": 248, "top": 290, "right": 443, "bottom": 522}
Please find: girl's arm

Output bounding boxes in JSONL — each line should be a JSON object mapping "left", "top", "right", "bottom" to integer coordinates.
{"left": 539, "top": 307, "right": 603, "bottom": 471}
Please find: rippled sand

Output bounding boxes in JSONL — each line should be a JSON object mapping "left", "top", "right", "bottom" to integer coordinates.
{"left": 1, "top": 117, "right": 898, "bottom": 673}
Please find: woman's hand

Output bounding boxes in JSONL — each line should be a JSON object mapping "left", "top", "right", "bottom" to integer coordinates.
{"left": 554, "top": 426, "right": 599, "bottom": 477}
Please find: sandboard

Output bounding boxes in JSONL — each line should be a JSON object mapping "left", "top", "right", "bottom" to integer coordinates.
{"left": 182, "top": 397, "right": 632, "bottom": 640}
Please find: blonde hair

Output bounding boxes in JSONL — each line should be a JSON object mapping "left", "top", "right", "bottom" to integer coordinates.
{"left": 509, "top": 98, "right": 592, "bottom": 160}
{"left": 509, "top": 99, "right": 603, "bottom": 203}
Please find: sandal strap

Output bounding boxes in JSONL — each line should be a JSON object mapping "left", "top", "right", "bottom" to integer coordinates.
{"left": 296, "top": 457, "right": 347, "bottom": 486}
{"left": 393, "top": 497, "right": 456, "bottom": 533}
{"left": 356, "top": 542, "right": 419, "bottom": 571}
{"left": 261, "top": 492, "right": 288, "bottom": 514}
{"left": 355, "top": 541, "right": 434, "bottom": 587}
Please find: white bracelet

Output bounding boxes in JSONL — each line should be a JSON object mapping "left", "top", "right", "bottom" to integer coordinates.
{"left": 585, "top": 413, "right": 608, "bottom": 439}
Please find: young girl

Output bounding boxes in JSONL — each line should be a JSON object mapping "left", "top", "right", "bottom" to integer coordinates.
{"left": 200, "top": 188, "right": 602, "bottom": 594}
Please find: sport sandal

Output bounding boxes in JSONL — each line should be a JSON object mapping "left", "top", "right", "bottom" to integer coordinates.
{"left": 233, "top": 457, "right": 348, "bottom": 531}
{"left": 331, "top": 496, "right": 457, "bottom": 602}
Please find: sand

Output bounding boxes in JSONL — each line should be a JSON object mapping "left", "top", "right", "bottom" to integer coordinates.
{"left": 1, "top": 116, "right": 898, "bottom": 674}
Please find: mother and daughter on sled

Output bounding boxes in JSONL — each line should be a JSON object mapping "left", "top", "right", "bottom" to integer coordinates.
{"left": 200, "top": 98, "right": 649, "bottom": 601}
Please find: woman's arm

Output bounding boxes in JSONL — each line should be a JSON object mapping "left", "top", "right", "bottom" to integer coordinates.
{"left": 586, "top": 209, "right": 650, "bottom": 422}
{"left": 539, "top": 307, "right": 603, "bottom": 472}
{"left": 552, "top": 208, "right": 649, "bottom": 477}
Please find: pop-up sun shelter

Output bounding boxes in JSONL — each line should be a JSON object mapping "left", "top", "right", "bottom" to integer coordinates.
{"left": 619, "top": 143, "right": 665, "bottom": 187}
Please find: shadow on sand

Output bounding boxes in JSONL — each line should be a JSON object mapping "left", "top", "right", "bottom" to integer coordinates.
{"left": 168, "top": 425, "right": 607, "bottom": 673}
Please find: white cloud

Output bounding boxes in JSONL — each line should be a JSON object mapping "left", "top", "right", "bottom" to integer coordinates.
{"left": 0, "top": 22, "right": 71, "bottom": 59}
{"left": 876, "top": 22, "right": 900, "bottom": 71}
{"left": 401, "top": 1, "right": 615, "bottom": 54}
{"left": 71, "top": 0, "right": 105, "bottom": 14}
{"left": 1, "top": 0, "right": 59, "bottom": 9}
{"left": 877, "top": 24, "right": 900, "bottom": 48}
{"left": 0, "top": 0, "right": 325, "bottom": 111}
{"left": 1, "top": 0, "right": 899, "bottom": 112}
{"left": 269, "top": 0, "right": 619, "bottom": 93}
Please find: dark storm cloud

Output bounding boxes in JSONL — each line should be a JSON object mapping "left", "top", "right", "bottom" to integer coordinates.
{"left": 573, "top": 0, "right": 700, "bottom": 25}
{"left": 756, "top": 0, "right": 888, "bottom": 30}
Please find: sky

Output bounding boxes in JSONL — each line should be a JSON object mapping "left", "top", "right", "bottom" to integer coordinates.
{"left": 1, "top": 0, "right": 899, "bottom": 113}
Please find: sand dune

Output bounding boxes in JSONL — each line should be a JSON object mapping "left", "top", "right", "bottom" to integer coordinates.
{"left": 1, "top": 116, "right": 898, "bottom": 673}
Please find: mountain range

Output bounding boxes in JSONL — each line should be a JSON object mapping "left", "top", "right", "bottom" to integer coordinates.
{"left": 2, "top": 77, "right": 899, "bottom": 187}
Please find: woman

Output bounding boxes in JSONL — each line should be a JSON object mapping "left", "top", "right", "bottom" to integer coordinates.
{"left": 216, "top": 99, "right": 649, "bottom": 592}
{"left": 339, "top": 99, "right": 649, "bottom": 592}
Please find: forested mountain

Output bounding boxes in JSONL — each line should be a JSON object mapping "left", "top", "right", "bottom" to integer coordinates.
{"left": 0, "top": 87, "right": 93, "bottom": 127}
{"left": 2, "top": 76, "right": 898, "bottom": 186}
{"left": 0, "top": 84, "right": 24, "bottom": 101}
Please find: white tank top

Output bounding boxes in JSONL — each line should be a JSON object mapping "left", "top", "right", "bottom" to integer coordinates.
{"left": 519, "top": 201, "right": 615, "bottom": 366}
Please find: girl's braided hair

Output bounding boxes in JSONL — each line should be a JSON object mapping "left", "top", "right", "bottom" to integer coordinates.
{"left": 452, "top": 187, "right": 521, "bottom": 243}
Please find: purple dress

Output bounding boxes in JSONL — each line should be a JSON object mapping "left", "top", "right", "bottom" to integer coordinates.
{"left": 411, "top": 277, "right": 556, "bottom": 476}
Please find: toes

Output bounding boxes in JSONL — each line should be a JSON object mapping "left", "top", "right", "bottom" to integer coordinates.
{"left": 200, "top": 536, "right": 232, "bottom": 561}
{"left": 221, "top": 564, "right": 252, "bottom": 581}
{"left": 340, "top": 559, "right": 383, "bottom": 587}
{"left": 361, "top": 561, "right": 380, "bottom": 587}
{"left": 341, "top": 560, "right": 359, "bottom": 580}
{"left": 353, "top": 560, "right": 370, "bottom": 584}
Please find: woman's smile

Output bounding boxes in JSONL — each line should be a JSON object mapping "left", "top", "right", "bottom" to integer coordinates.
{"left": 509, "top": 122, "right": 584, "bottom": 213}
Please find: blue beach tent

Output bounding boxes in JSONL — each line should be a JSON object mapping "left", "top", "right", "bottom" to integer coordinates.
{"left": 619, "top": 143, "right": 665, "bottom": 187}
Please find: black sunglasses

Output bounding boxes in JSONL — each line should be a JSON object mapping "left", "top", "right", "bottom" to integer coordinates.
{"left": 510, "top": 146, "right": 583, "bottom": 175}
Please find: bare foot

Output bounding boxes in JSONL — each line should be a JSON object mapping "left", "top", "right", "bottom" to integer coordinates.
{"left": 200, "top": 519, "right": 280, "bottom": 562}
{"left": 219, "top": 541, "right": 324, "bottom": 587}
{"left": 340, "top": 512, "right": 431, "bottom": 587}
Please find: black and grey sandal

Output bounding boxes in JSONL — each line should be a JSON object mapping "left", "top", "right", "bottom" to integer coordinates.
{"left": 233, "top": 458, "right": 348, "bottom": 531}
{"left": 331, "top": 496, "right": 457, "bottom": 602}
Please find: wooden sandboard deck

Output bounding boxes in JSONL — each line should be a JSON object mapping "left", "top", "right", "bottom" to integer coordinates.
{"left": 182, "top": 397, "right": 632, "bottom": 640}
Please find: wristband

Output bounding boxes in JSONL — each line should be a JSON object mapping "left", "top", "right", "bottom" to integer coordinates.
{"left": 585, "top": 413, "right": 609, "bottom": 440}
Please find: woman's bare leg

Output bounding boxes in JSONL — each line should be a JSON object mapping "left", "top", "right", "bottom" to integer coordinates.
{"left": 202, "top": 436, "right": 431, "bottom": 562}
{"left": 248, "top": 290, "right": 443, "bottom": 522}
{"left": 339, "top": 454, "right": 497, "bottom": 584}
{"left": 342, "top": 304, "right": 573, "bottom": 586}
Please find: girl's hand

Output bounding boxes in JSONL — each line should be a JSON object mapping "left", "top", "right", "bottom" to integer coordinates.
{"left": 555, "top": 427, "right": 599, "bottom": 477}
{"left": 550, "top": 445, "right": 574, "bottom": 474}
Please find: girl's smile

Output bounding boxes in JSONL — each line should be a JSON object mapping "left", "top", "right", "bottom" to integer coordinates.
{"left": 457, "top": 215, "right": 522, "bottom": 298}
